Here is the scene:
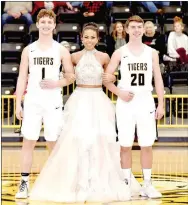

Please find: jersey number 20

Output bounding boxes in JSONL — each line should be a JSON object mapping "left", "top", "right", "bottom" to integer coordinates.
{"left": 131, "top": 73, "right": 145, "bottom": 86}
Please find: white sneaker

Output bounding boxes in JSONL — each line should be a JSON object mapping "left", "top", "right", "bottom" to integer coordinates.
{"left": 140, "top": 182, "right": 162, "bottom": 198}
{"left": 15, "top": 180, "right": 29, "bottom": 199}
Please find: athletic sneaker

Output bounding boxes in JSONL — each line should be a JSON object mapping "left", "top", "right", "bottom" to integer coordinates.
{"left": 140, "top": 182, "right": 162, "bottom": 198}
{"left": 15, "top": 180, "right": 29, "bottom": 199}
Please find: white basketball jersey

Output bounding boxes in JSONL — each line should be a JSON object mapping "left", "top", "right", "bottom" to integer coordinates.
{"left": 118, "top": 44, "right": 153, "bottom": 93}
{"left": 27, "top": 40, "right": 62, "bottom": 103}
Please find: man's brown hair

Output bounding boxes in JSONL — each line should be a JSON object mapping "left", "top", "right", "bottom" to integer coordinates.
{"left": 36, "top": 9, "right": 56, "bottom": 23}
{"left": 125, "top": 15, "right": 144, "bottom": 28}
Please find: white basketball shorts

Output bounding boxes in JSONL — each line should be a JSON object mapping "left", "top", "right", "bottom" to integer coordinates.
{"left": 116, "top": 92, "right": 157, "bottom": 147}
{"left": 21, "top": 94, "right": 63, "bottom": 141}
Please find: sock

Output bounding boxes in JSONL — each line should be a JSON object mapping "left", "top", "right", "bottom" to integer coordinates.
{"left": 142, "top": 169, "right": 151, "bottom": 185}
{"left": 21, "top": 173, "right": 30, "bottom": 182}
{"left": 122, "top": 168, "right": 131, "bottom": 184}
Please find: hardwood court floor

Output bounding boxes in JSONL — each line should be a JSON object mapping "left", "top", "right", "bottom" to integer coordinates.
{"left": 2, "top": 147, "right": 188, "bottom": 205}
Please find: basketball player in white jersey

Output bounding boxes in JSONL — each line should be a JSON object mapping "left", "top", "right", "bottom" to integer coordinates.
{"left": 15, "top": 9, "right": 75, "bottom": 199}
{"left": 103, "top": 16, "right": 164, "bottom": 198}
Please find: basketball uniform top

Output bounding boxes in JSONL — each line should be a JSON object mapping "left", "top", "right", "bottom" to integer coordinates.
{"left": 118, "top": 44, "right": 154, "bottom": 93}
{"left": 26, "top": 40, "right": 62, "bottom": 104}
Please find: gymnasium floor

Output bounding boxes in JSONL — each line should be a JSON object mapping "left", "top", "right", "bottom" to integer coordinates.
{"left": 2, "top": 129, "right": 188, "bottom": 205}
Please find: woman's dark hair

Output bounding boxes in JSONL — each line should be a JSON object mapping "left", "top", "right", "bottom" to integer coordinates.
{"left": 82, "top": 22, "right": 99, "bottom": 38}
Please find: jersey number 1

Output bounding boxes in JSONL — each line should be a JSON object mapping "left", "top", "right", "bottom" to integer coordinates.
{"left": 131, "top": 73, "right": 145, "bottom": 86}
{"left": 42, "top": 67, "right": 45, "bottom": 79}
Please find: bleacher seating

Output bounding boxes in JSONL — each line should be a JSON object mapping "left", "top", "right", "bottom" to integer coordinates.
{"left": 2, "top": 63, "right": 19, "bottom": 87}
{"left": 29, "top": 24, "right": 39, "bottom": 43}
{"left": 3, "top": 17, "right": 28, "bottom": 25}
{"left": 3, "top": 24, "right": 28, "bottom": 43}
{"left": 163, "top": 6, "right": 183, "bottom": 23}
{"left": 96, "top": 42, "right": 107, "bottom": 53}
{"left": 97, "top": 23, "right": 108, "bottom": 43}
{"left": 183, "top": 14, "right": 188, "bottom": 26}
{"left": 2, "top": 43, "right": 24, "bottom": 64}
{"left": 164, "top": 23, "right": 174, "bottom": 33}
{"left": 111, "top": 6, "right": 132, "bottom": 23}
{"left": 137, "top": 7, "right": 158, "bottom": 23}
{"left": 0, "top": 1, "right": 187, "bottom": 134}
{"left": 112, "top": 2, "right": 130, "bottom": 7}
{"left": 56, "top": 23, "right": 81, "bottom": 44}
{"left": 69, "top": 42, "right": 80, "bottom": 53}
{"left": 57, "top": 9, "right": 81, "bottom": 23}
{"left": 154, "top": 24, "right": 162, "bottom": 33}
{"left": 0, "top": 2, "right": 187, "bottom": 93}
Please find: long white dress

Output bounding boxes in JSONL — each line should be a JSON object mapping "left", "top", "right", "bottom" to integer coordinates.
{"left": 29, "top": 49, "right": 141, "bottom": 203}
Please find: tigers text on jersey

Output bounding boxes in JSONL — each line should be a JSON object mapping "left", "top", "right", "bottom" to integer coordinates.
{"left": 26, "top": 40, "right": 62, "bottom": 104}
{"left": 118, "top": 44, "right": 154, "bottom": 93}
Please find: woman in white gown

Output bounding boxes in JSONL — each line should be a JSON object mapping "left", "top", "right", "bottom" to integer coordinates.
{"left": 29, "top": 22, "right": 141, "bottom": 203}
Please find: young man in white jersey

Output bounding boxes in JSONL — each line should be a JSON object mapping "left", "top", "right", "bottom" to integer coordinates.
{"left": 15, "top": 9, "right": 75, "bottom": 199}
{"left": 103, "top": 16, "right": 164, "bottom": 198}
